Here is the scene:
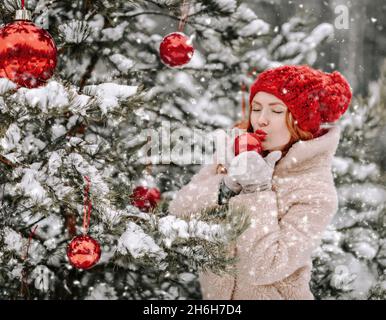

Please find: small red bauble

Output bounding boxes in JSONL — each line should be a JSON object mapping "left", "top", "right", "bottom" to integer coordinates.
{"left": 234, "top": 130, "right": 267, "bottom": 156}
{"left": 0, "top": 20, "right": 57, "bottom": 88}
{"left": 130, "top": 186, "right": 161, "bottom": 213}
{"left": 67, "top": 235, "right": 101, "bottom": 269}
{"left": 159, "top": 32, "right": 194, "bottom": 68}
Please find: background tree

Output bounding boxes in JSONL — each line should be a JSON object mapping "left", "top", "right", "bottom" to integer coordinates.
{"left": 310, "top": 60, "right": 386, "bottom": 300}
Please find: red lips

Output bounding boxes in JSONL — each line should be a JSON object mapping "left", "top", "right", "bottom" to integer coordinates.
{"left": 253, "top": 129, "right": 268, "bottom": 140}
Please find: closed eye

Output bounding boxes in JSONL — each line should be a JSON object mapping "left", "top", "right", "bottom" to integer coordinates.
{"left": 253, "top": 109, "right": 283, "bottom": 114}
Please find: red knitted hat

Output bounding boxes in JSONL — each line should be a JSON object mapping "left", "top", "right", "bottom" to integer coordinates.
{"left": 249, "top": 65, "right": 352, "bottom": 134}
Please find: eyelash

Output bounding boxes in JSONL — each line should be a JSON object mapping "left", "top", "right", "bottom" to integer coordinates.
{"left": 252, "top": 109, "right": 283, "bottom": 114}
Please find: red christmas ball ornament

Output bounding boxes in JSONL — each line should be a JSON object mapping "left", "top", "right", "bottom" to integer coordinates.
{"left": 130, "top": 186, "right": 161, "bottom": 213}
{"left": 234, "top": 129, "right": 267, "bottom": 156}
{"left": 67, "top": 235, "right": 101, "bottom": 270}
{"left": 0, "top": 10, "right": 57, "bottom": 88}
{"left": 159, "top": 32, "right": 194, "bottom": 68}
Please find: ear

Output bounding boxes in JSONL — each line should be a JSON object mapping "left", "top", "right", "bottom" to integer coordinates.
{"left": 264, "top": 151, "right": 282, "bottom": 168}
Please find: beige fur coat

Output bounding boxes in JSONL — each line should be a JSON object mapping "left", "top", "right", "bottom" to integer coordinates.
{"left": 168, "top": 126, "right": 341, "bottom": 300}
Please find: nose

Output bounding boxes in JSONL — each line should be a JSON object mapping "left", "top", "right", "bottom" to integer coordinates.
{"left": 257, "top": 109, "right": 269, "bottom": 127}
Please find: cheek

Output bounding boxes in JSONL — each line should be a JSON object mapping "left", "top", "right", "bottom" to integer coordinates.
{"left": 272, "top": 118, "right": 291, "bottom": 142}
{"left": 249, "top": 113, "right": 256, "bottom": 124}
{"left": 250, "top": 113, "right": 259, "bottom": 129}
{"left": 277, "top": 127, "right": 291, "bottom": 143}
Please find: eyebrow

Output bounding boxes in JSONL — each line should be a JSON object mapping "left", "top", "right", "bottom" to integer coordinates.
{"left": 252, "top": 101, "right": 286, "bottom": 107}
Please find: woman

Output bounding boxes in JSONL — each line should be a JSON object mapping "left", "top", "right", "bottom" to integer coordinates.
{"left": 168, "top": 65, "right": 352, "bottom": 300}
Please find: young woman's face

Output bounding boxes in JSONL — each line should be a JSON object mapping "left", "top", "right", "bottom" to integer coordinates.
{"left": 250, "top": 91, "right": 291, "bottom": 151}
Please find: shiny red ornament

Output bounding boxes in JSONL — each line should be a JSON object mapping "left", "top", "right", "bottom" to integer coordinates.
{"left": 0, "top": 20, "right": 57, "bottom": 88}
{"left": 67, "top": 235, "right": 101, "bottom": 270}
{"left": 130, "top": 186, "right": 161, "bottom": 213}
{"left": 234, "top": 130, "right": 267, "bottom": 156}
{"left": 159, "top": 32, "right": 194, "bottom": 67}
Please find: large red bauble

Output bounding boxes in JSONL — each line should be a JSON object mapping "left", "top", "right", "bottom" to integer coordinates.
{"left": 130, "top": 186, "right": 161, "bottom": 213}
{"left": 234, "top": 130, "right": 267, "bottom": 156}
{"left": 0, "top": 20, "right": 57, "bottom": 88}
{"left": 67, "top": 235, "right": 101, "bottom": 270}
{"left": 159, "top": 32, "right": 194, "bottom": 67}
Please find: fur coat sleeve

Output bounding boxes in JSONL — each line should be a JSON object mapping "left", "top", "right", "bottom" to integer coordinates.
{"left": 168, "top": 163, "right": 224, "bottom": 219}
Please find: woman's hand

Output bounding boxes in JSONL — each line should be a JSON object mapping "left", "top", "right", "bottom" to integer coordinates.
{"left": 223, "top": 150, "right": 282, "bottom": 193}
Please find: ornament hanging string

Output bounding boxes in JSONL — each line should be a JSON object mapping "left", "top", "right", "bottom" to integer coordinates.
{"left": 21, "top": 0, "right": 25, "bottom": 9}
{"left": 82, "top": 176, "right": 92, "bottom": 235}
{"left": 240, "top": 67, "right": 258, "bottom": 122}
{"left": 20, "top": 225, "right": 38, "bottom": 298}
{"left": 178, "top": 0, "right": 191, "bottom": 32}
{"left": 66, "top": 176, "right": 101, "bottom": 270}
{"left": 24, "top": 225, "right": 38, "bottom": 260}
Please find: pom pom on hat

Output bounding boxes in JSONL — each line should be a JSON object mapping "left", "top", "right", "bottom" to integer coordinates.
{"left": 318, "top": 71, "right": 352, "bottom": 122}
{"left": 249, "top": 65, "right": 352, "bottom": 134}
